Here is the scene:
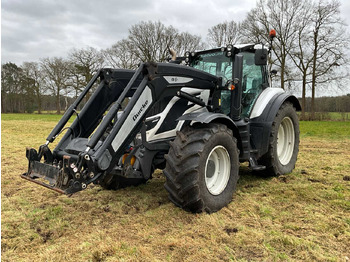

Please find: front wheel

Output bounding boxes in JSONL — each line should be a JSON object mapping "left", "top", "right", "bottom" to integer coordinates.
{"left": 163, "top": 123, "right": 239, "bottom": 213}
{"left": 259, "top": 102, "right": 300, "bottom": 176}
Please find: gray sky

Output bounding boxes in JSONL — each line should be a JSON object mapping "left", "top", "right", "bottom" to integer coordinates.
{"left": 2, "top": 0, "right": 350, "bottom": 66}
{"left": 1, "top": 0, "right": 257, "bottom": 64}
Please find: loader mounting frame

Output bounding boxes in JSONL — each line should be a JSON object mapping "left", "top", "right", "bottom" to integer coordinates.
{"left": 21, "top": 62, "right": 220, "bottom": 194}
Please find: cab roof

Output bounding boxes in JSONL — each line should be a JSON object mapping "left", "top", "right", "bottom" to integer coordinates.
{"left": 192, "top": 44, "right": 268, "bottom": 55}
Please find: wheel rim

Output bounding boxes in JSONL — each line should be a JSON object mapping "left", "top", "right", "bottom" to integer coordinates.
{"left": 277, "top": 117, "right": 295, "bottom": 165}
{"left": 205, "top": 145, "right": 231, "bottom": 195}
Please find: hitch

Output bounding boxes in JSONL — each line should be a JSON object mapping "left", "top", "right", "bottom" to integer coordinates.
{"left": 21, "top": 147, "right": 99, "bottom": 194}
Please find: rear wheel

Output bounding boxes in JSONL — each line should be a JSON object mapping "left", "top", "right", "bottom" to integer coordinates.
{"left": 259, "top": 102, "right": 299, "bottom": 175}
{"left": 164, "top": 123, "right": 239, "bottom": 213}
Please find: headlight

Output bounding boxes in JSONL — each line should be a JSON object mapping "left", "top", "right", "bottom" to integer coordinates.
{"left": 227, "top": 44, "right": 233, "bottom": 52}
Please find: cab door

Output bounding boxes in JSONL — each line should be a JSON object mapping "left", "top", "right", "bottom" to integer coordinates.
{"left": 241, "top": 52, "right": 268, "bottom": 118}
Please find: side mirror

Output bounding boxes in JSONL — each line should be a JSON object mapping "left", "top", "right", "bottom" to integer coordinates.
{"left": 255, "top": 49, "right": 268, "bottom": 66}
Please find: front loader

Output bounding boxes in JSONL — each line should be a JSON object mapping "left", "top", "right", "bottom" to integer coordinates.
{"left": 22, "top": 34, "right": 301, "bottom": 213}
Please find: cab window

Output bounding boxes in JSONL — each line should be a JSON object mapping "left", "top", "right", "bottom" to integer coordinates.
{"left": 191, "top": 51, "right": 232, "bottom": 81}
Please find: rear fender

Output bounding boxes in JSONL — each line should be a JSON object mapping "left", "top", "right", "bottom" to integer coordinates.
{"left": 250, "top": 89, "right": 301, "bottom": 158}
{"left": 250, "top": 88, "right": 301, "bottom": 121}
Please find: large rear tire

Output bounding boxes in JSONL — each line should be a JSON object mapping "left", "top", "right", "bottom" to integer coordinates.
{"left": 164, "top": 123, "right": 239, "bottom": 213}
{"left": 258, "top": 102, "right": 299, "bottom": 176}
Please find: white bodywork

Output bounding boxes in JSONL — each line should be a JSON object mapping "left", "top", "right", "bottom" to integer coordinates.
{"left": 250, "top": 88, "right": 284, "bottom": 119}
{"left": 163, "top": 76, "right": 193, "bottom": 84}
{"left": 111, "top": 86, "right": 153, "bottom": 151}
{"left": 146, "top": 87, "right": 210, "bottom": 142}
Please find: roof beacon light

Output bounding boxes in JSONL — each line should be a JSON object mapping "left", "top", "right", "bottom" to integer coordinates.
{"left": 268, "top": 29, "right": 276, "bottom": 53}
{"left": 269, "top": 29, "right": 276, "bottom": 40}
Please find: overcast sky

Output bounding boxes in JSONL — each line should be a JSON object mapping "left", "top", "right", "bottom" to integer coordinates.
{"left": 1, "top": 0, "right": 350, "bottom": 66}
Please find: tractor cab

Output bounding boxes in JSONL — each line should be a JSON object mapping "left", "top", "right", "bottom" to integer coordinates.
{"left": 186, "top": 44, "right": 269, "bottom": 119}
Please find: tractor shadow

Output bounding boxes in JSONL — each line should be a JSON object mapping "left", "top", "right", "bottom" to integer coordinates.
{"left": 236, "top": 163, "right": 277, "bottom": 191}
{"left": 93, "top": 166, "right": 278, "bottom": 215}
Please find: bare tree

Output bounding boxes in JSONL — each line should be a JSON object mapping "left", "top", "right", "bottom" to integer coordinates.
{"left": 241, "top": 0, "right": 305, "bottom": 90}
{"left": 207, "top": 21, "right": 240, "bottom": 47}
{"left": 103, "top": 39, "right": 138, "bottom": 69}
{"left": 285, "top": 0, "right": 314, "bottom": 119}
{"left": 286, "top": 0, "right": 349, "bottom": 119}
{"left": 308, "top": 0, "right": 349, "bottom": 119}
{"left": 173, "top": 32, "right": 205, "bottom": 56}
{"left": 104, "top": 21, "right": 204, "bottom": 67}
{"left": 22, "top": 62, "right": 46, "bottom": 113}
{"left": 41, "top": 57, "right": 72, "bottom": 114}
{"left": 127, "top": 21, "right": 178, "bottom": 62}
{"left": 1, "top": 62, "right": 25, "bottom": 113}
{"left": 67, "top": 47, "right": 104, "bottom": 105}
{"left": 69, "top": 47, "right": 104, "bottom": 87}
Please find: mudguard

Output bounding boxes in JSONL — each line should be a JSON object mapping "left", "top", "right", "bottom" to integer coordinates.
{"left": 177, "top": 111, "right": 242, "bottom": 150}
{"left": 249, "top": 88, "right": 301, "bottom": 158}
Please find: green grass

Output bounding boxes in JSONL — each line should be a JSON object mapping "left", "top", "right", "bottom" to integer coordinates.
{"left": 328, "top": 112, "right": 350, "bottom": 121}
{"left": 3, "top": 112, "right": 349, "bottom": 123}
{"left": 1, "top": 116, "right": 350, "bottom": 261}
{"left": 1, "top": 113, "right": 79, "bottom": 124}
{"left": 1, "top": 113, "right": 64, "bottom": 122}
{"left": 300, "top": 121, "right": 350, "bottom": 139}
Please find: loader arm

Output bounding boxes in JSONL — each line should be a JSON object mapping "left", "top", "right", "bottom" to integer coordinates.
{"left": 22, "top": 62, "right": 220, "bottom": 194}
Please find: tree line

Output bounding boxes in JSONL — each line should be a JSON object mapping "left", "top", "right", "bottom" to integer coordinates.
{"left": 1, "top": 21, "right": 203, "bottom": 114}
{"left": 2, "top": 0, "right": 349, "bottom": 119}
{"left": 300, "top": 95, "right": 350, "bottom": 120}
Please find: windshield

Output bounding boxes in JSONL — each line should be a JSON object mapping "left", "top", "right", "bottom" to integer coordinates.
{"left": 191, "top": 51, "right": 232, "bottom": 81}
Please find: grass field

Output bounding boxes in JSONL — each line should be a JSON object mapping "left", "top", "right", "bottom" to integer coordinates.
{"left": 299, "top": 112, "right": 350, "bottom": 121}
{"left": 1, "top": 114, "right": 350, "bottom": 261}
